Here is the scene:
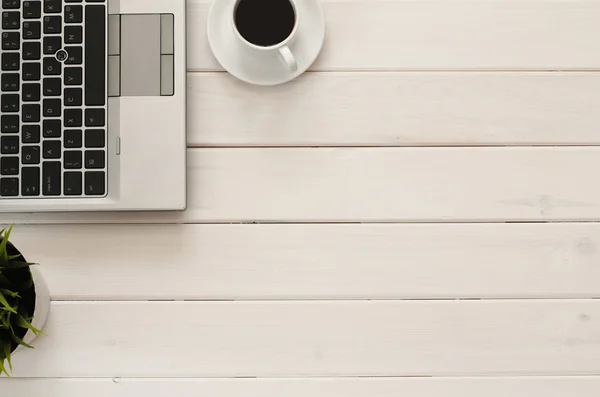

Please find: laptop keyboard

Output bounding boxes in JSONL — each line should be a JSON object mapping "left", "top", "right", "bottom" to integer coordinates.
{"left": 0, "top": 0, "right": 106, "bottom": 198}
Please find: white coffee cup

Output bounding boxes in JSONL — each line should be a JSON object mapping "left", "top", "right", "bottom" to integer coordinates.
{"left": 231, "top": 0, "right": 299, "bottom": 73}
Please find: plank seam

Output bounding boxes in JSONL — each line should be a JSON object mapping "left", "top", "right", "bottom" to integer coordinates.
{"left": 6, "top": 375, "right": 600, "bottom": 380}
{"left": 186, "top": 144, "right": 600, "bottom": 148}
{"left": 47, "top": 298, "right": 600, "bottom": 303}
{"left": 186, "top": 69, "right": 600, "bottom": 73}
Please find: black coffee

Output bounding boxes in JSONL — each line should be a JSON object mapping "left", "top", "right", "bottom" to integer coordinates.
{"left": 234, "top": 0, "right": 296, "bottom": 47}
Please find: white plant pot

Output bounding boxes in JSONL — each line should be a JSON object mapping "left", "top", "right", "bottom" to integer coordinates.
{"left": 1, "top": 239, "right": 51, "bottom": 373}
{"left": 2, "top": 238, "right": 51, "bottom": 354}
{"left": 16, "top": 266, "right": 50, "bottom": 350}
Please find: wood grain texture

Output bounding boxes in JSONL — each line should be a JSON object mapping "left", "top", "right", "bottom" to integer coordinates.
{"left": 187, "top": 0, "right": 600, "bottom": 71}
{"left": 4, "top": 148, "right": 600, "bottom": 223}
{"left": 2, "top": 377, "right": 600, "bottom": 397}
{"left": 5, "top": 0, "right": 600, "bottom": 391}
{"left": 10, "top": 223, "right": 600, "bottom": 300}
{"left": 9, "top": 301, "right": 600, "bottom": 377}
{"left": 188, "top": 72, "right": 600, "bottom": 146}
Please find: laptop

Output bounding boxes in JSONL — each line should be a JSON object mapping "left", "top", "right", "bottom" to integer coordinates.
{"left": 0, "top": 0, "right": 187, "bottom": 212}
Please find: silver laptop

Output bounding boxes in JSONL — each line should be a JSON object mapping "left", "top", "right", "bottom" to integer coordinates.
{"left": 0, "top": 0, "right": 187, "bottom": 212}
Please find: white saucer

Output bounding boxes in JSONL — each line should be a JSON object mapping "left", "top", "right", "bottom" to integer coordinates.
{"left": 207, "top": 0, "right": 326, "bottom": 86}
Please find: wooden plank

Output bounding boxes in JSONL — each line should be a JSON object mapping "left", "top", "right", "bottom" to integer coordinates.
{"left": 187, "top": 72, "right": 600, "bottom": 146}
{"left": 2, "top": 377, "right": 600, "bottom": 397}
{"left": 10, "top": 223, "right": 600, "bottom": 300}
{"left": 4, "top": 148, "right": 600, "bottom": 223}
{"left": 187, "top": 0, "right": 600, "bottom": 71}
{"left": 8, "top": 301, "right": 600, "bottom": 377}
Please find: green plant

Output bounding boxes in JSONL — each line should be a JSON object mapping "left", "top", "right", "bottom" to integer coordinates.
{"left": 0, "top": 225, "right": 41, "bottom": 376}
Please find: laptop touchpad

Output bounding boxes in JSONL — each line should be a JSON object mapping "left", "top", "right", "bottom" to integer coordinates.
{"left": 114, "top": 14, "right": 174, "bottom": 97}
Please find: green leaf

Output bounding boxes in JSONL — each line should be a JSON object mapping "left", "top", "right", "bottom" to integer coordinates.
{"left": 0, "top": 311, "right": 10, "bottom": 328}
{"left": 10, "top": 335, "right": 33, "bottom": 350}
{"left": 17, "top": 315, "right": 42, "bottom": 336}
{"left": 0, "top": 289, "right": 20, "bottom": 298}
{"left": 0, "top": 261, "right": 36, "bottom": 270}
{"left": 0, "top": 225, "right": 13, "bottom": 263}
{"left": 0, "top": 359, "right": 9, "bottom": 377}
{"left": 2, "top": 342, "right": 12, "bottom": 373}
{"left": 0, "top": 293, "right": 16, "bottom": 314}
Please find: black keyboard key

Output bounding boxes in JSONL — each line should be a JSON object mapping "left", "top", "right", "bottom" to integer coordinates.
{"left": 64, "top": 66, "right": 81, "bottom": 85}
{"left": 64, "top": 129, "right": 81, "bottom": 148}
{"left": 64, "top": 46, "right": 82, "bottom": 64}
{"left": 64, "top": 150, "right": 81, "bottom": 168}
{"left": 43, "top": 56, "right": 61, "bottom": 75}
{"left": 22, "top": 146, "right": 40, "bottom": 164}
{"left": 43, "top": 35, "right": 61, "bottom": 54}
{"left": 64, "top": 108, "right": 82, "bottom": 127}
{"left": 64, "top": 4, "right": 82, "bottom": 22}
{"left": 2, "top": 53, "right": 19, "bottom": 71}
{"left": 22, "top": 21, "right": 41, "bottom": 40}
{"left": 1, "top": 157, "right": 18, "bottom": 175}
{"left": 23, "top": 1, "right": 42, "bottom": 18}
{"left": 2, "top": 1, "right": 20, "bottom": 9}
{"left": 0, "top": 178, "right": 18, "bottom": 196}
{"left": 42, "top": 140, "right": 60, "bottom": 159}
{"left": 42, "top": 161, "right": 60, "bottom": 195}
{"left": 85, "top": 150, "right": 104, "bottom": 169}
{"left": 23, "top": 41, "right": 41, "bottom": 60}
{"left": 85, "top": 129, "right": 105, "bottom": 148}
{"left": 43, "top": 98, "right": 60, "bottom": 117}
{"left": 64, "top": 87, "right": 81, "bottom": 106}
{"left": 44, "top": 0, "right": 61, "bottom": 13}
{"left": 43, "top": 77, "right": 60, "bottom": 95}
{"left": 21, "top": 167, "right": 40, "bottom": 196}
{"left": 22, "top": 62, "right": 40, "bottom": 80}
{"left": 2, "top": 32, "right": 19, "bottom": 50}
{"left": 85, "top": 5, "right": 105, "bottom": 106}
{"left": 2, "top": 11, "right": 19, "bottom": 29}
{"left": 85, "top": 171, "right": 104, "bottom": 195}
{"left": 22, "top": 83, "right": 40, "bottom": 101}
{"left": 1, "top": 94, "right": 19, "bottom": 112}
{"left": 43, "top": 119, "right": 60, "bottom": 137}
{"left": 1, "top": 136, "right": 18, "bottom": 154}
{"left": 64, "top": 171, "right": 81, "bottom": 195}
{"left": 1, "top": 73, "right": 18, "bottom": 91}
{"left": 64, "top": 25, "right": 82, "bottom": 43}
{"left": 22, "top": 104, "right": 40, "bottom": 122}
{"left": 43, "top": 15, "right": 61, "bottom": 34}
{"left": 85, "top": 108, "right": 105, "bottom": 127}
{"left": 22, "top": 124, "right": 40, "bottom": 143}
{"left": 1, "top": 115, "right": 18, "bottom": 133}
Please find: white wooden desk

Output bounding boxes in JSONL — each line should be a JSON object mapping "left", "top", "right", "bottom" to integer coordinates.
{"left": 2, "top": 0, "right": 600, "bottom": 395}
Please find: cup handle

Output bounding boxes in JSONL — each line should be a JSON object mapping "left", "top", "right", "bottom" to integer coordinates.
{"left": 278, "top": 46, "right": 298, "bottom": 73}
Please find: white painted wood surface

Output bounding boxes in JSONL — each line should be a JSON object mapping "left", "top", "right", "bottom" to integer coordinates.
{"left": 5, "top": 148, "right": 600, "bottom": 223}
{"left": 9, "top": 224, "right": 600, "bottom": 300}
{"left": 9, "top": 301, "right": 600, "bottom": 377}
{"left": 188, "top": 72, "right": 600, "bottom": 147}
{"left": 4, "top": 377, "right": 600, "bottom": 397}
{"left": 3, "top": 0, "right": 600, "bottom": 393}
{"left": 187, "top": 0, "right": 600, "bottom": 71}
